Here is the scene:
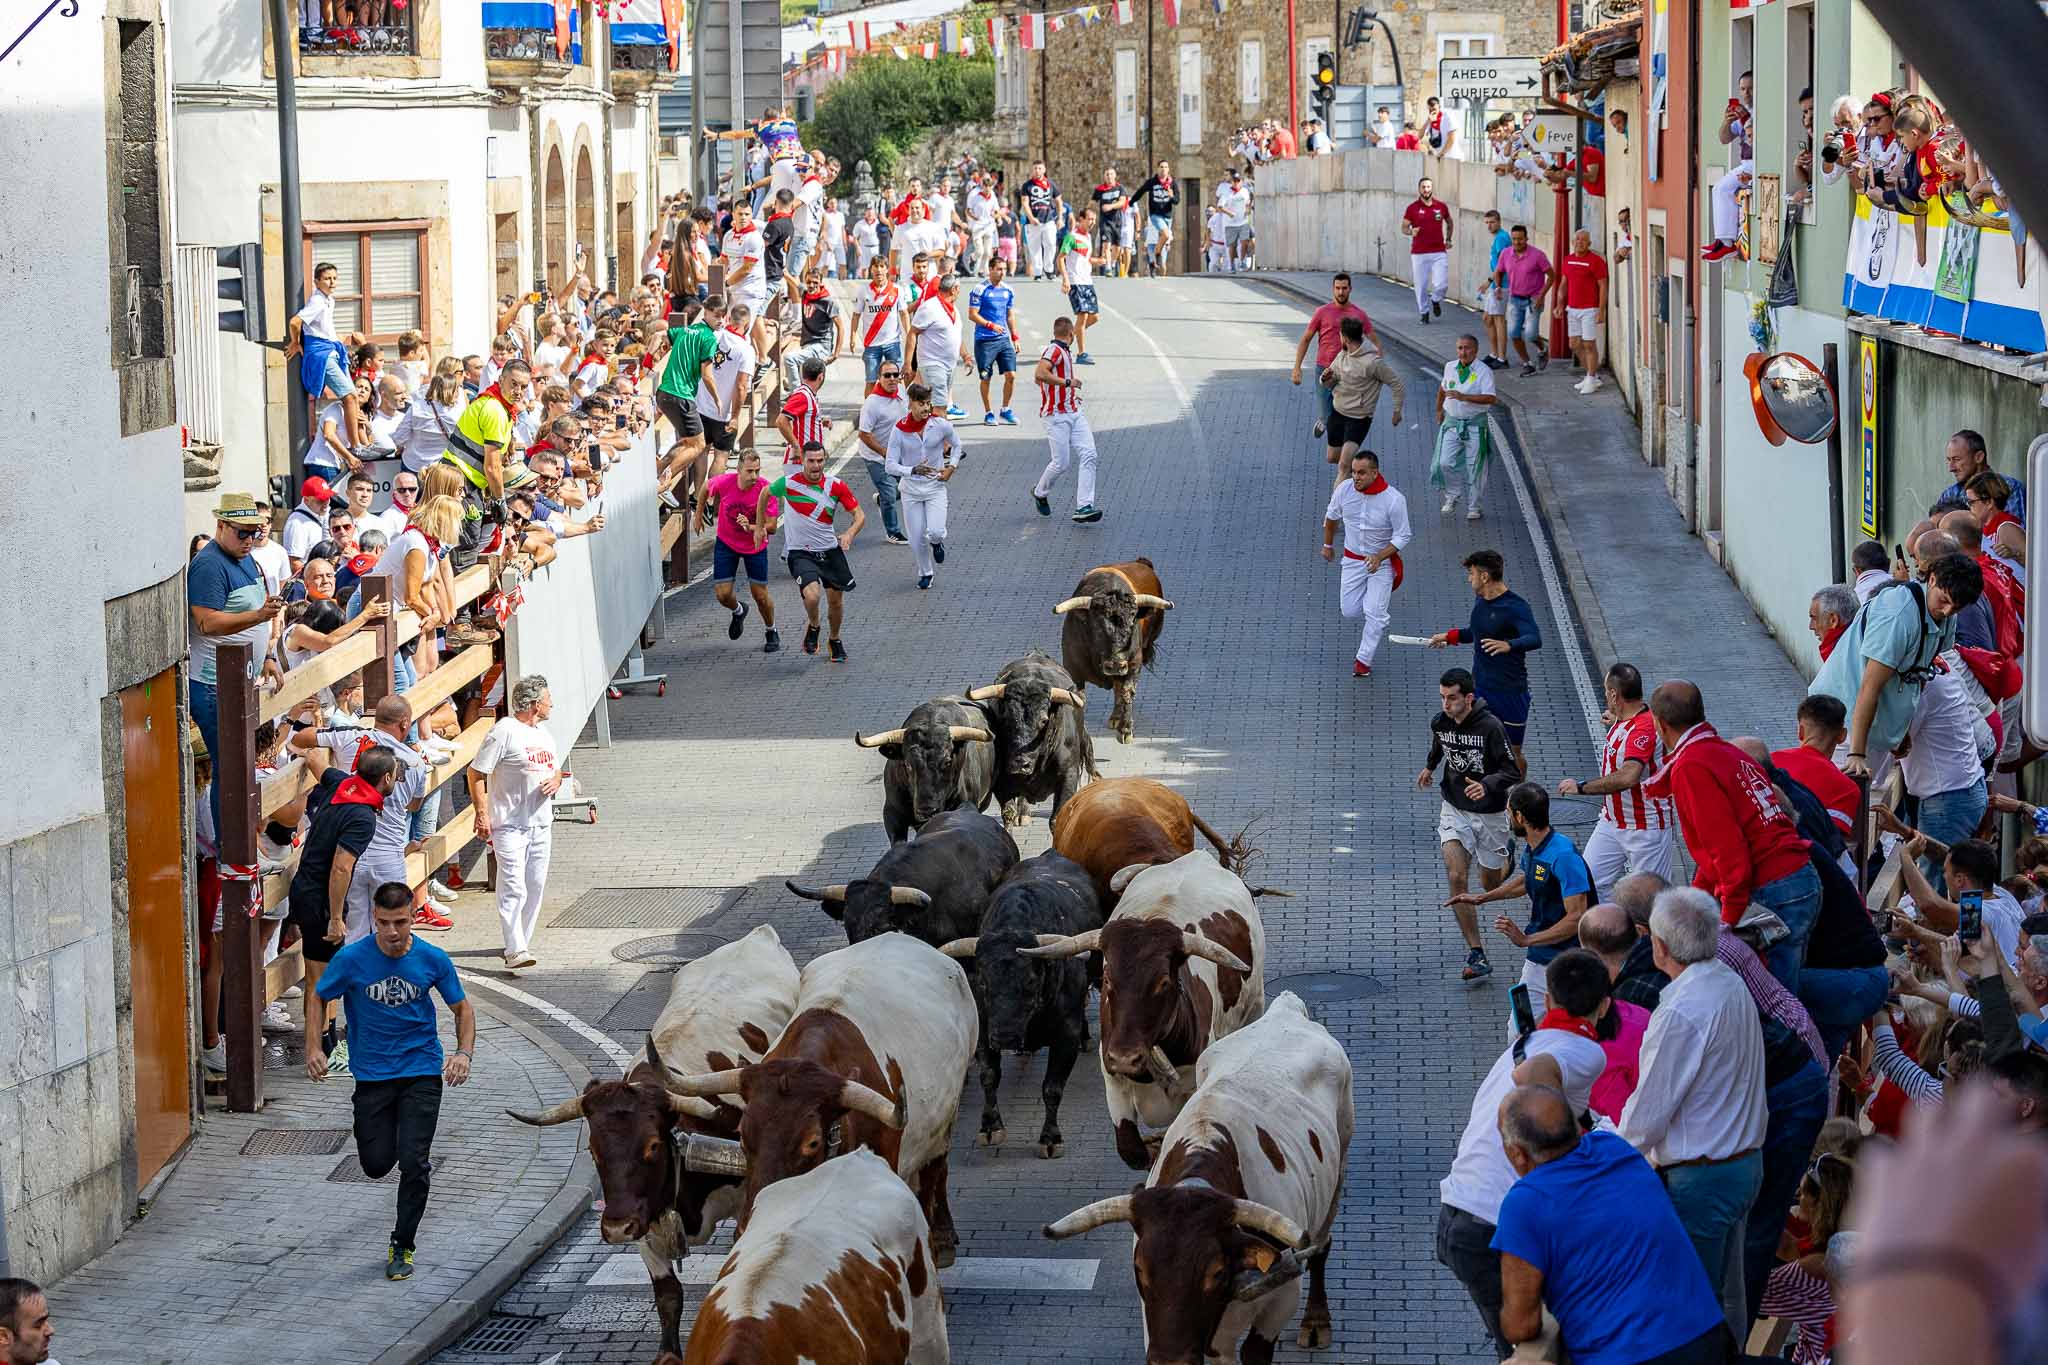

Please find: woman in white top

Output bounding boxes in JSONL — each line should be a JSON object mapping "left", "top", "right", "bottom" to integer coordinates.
{"left": 393, "top": 371, "right": 467, "bottom": 474}
{"left": 532, "top": 313, "right": 572, "bottom": 378}
{"left": 361, "top": 492, "right": 463, "bottom": 690}
{"left": 883, "top": 381, "right": 960, "bottom": 591}
{"left": 277, "top": 596, "right": 388, "bottom": 718}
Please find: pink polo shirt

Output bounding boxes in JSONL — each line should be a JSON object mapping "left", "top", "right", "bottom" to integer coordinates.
{"left": 1500, "top": 246, "right": 1553, "bottom": 299}
{"left": 1590, "top": 998, "right": 1651, "bottom": 1124}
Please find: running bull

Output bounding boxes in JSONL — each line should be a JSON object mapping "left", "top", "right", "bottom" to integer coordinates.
{"left": 937, "top": 851, "right": 1106, "bottom": 1158}
{"left": 506, "top": 925, "right": 800, "bottom": 1365}
{"left": 681, "top": 1148, "right": 949, "bottom": 1365}
{"left": 964, "top": 651, "right": 1098, "bottom": 828}
{"left": 661, "top": 932, "right": 977, "bottom": 1267}
{"left": 1043, "top": 992, "right": 1354, "bottom": 1365}
{"left": 856, "top": 696, "right": 996, "bottom": 843}
{"left": 1050, "top": 776, "right": 1242, "bottom": 908}
{"left": 1024, "top": 850, "right": 1267, "bottom": 1170}
{"left": 1055, "top": 557, "right": 1173, "bottom": 743}
{"left": 787, "top": 808, "right": 1018, "bottom": 949}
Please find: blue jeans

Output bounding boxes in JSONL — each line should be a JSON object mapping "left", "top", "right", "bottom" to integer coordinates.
{"left": 1917, "top": 777, "right": 1988, "bottom": 892}
{"left": 191, "top": 679, "right": 222, "bottom": 833}
{"left": 1508, "top": 293, "right": 1544, "bottom": 342}
{"left": 1664, "top": 1151, "right": 1764, "bottom": 1342}
{"left": 345, "top": 587, "right": 415, "bottom": 693}
{"left": 862, "top": 458, "right": 903, "bottom": 539}
{"left": 1315, "top": 377, "right": 1337, "bottom": 425}
{"left": 1743, "top": 1059, "right": 1828, "bottom": 1328}
{"left": 1797, "top": 963, "right": 1889, "bottom": 1064}
{"left": 863, "top": 341, "right": 902, "bottom": 384}
{"left": 1754, "top": 862, "right": 1823, "bottom": 994}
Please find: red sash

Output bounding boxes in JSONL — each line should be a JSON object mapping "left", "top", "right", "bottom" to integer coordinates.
{"left": 1537, "top": 1008, "right": 1602, "bottom": 1042}
{"left": 1341, "top": 548, "right": 1404, "bottom": 590}
{"left": 862, "top": 285, "right": 899, "bottom": 346}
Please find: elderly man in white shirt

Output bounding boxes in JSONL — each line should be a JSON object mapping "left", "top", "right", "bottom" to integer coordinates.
{"left": 1618, "top": 885, "right": 1767, "bottom": 1339}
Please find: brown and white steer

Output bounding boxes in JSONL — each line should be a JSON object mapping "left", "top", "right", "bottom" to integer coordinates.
{"left": 682, "top": 1147, "right": 950, "bottom": 1365}
{"left": 507, "top": 924, "right": 800, "bottom": 1365}
{"left": 664, "top": 932, "right": 977, "bottom": 1265}
{"left": 1044, "top": 992, "right": 1354, "bottom": 1365}
{"left": 1024, "top": 850, "right": 1265, "bottom": 1169}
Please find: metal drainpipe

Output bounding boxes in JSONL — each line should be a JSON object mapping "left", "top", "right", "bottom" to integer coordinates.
{"left": 1145, "top": 0, "right": 1154, "bottom": 170}
{"left": 601, "top": 33, "right": 617, "bottom": 291}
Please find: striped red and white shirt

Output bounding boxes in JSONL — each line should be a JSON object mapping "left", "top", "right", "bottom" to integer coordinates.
{"left": 1038, "top": 340, "right": 1080, "bottom": 416}
{"left": 781, "top": 383, "right": 828, "bottom": 449}
{"left": 1602, "top": 708, "right": 1674, "bottom": 830}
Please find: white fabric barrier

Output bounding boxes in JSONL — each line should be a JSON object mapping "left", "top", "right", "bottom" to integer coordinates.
{"left": 504, "top": 429, "right": 664, "bottom": 753}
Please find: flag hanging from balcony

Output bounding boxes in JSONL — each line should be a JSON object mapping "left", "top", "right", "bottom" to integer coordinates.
{"left": 1079, "top": 6, "right": 1099, "bottom": 24}
{"left": 1728, "top": 0, "right": 1778, "bottom": 7}
{"left": 1161, "top": 0, "right": 1181, "bottom": 26}
{"left": 1019, "top": 13, "right": 1044, "bottom": 47}
{"left": 961, "top": 36, "right": 974, "bottom": 55}
{"left": 987, "top": 16, "right": 1002, "bottom": 50}
{"left": 1114, "top": 0, "right": 1133, "bottom": 22}
{"left": 852, "top": 21, "right": 869, "bottom": 51}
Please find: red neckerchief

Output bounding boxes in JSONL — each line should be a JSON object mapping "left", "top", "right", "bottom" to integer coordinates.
{"left": 406, "top": 518, "right": 443, "bottom": 556}
{"left": 1156, "top": 175, "right": 1173, "bottom": 193}
{"left": 766, "top": 209, "right": 794, "bottom": 223}
{"left": 478, "top": 383, "right": 514, "bottom": 414}
{"left": 867, "top": 281, "right": 899, "bottom": 310}
{"left": 1029, "top": 175, "right": 1050, "bottom": 190}
{"left": 1537, "top": 1008, "right": 1602, "bottom": 1043}
{"left": 1359, "top": 475, "right": 1388, "bottom": 495}
{"left": 803, "top": 288, "right": 830, "bottom": 304}
{"left": 931, "top": 291, "right": 957, "bottom": 322}
{"left": 580, "top": 350, "right": 607, "bottom": 370}
{"left": 722, "top": 325, "right": 747, "bottom": 342}
{"left": 1428, "top": 110, "right": 1445, "bottom": 136}
{"left": 329, "top": 775, "right": 386, "bottom": 810}
{"left": 895, "top": 413, "right": 931, "bottom": 435}
{"left": 1818, "top": 622, "right": 1847, "bottom": 660}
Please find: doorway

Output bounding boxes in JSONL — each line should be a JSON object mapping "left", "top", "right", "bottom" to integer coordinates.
{"left": 1648, "top": 224, "right": 1669, "bottom": 465}
{"left": 123, "top": 667, "right": 190, "bottom": 1184}
{"left": 494, "top": 211, "right": 521, "bottom": 300}
{"left": 1180, "top": 176, "right": 1203, "bottom": 275}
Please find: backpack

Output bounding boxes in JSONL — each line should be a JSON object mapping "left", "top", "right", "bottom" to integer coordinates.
{"left": 1857, "top": 580, "right": 1938, "bottom": 686}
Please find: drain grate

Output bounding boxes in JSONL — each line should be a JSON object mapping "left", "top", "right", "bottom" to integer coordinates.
{"left": 549, "top": 886, "right": 743, "bottom": 929}
{"left": 1267, "top": 972, "right": 1387, "bottom": 1004}
{"left": 241, "top": 1127, "right": 351, "bottom": 1157}
{"left": 612, "top": 931, "right": 738, "bottom": 965}
{"left": 327, "top": 1154, "right": 436, "bottom": 1184}
{"left": 450, "top": 1313, "right": 549, "bottom": 1355}
{"left": 598, "top": 968, "right": 681, "bottom": 1031}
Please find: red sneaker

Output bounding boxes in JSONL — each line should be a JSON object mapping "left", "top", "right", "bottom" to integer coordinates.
{"left": 1353, "top": 661, "right": 1372, "bottom": 677}
{"left": 444, "top": 866, "right": 466, "bottom": 890}
{"left": 412, "top": 904, "right": 454, "bottom": 932}
{"left": 1701, "top": 240, "right": 1738, "bottom": 262}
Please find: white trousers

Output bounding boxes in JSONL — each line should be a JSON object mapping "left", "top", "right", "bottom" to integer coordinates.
{"left": 1582, "top": 817, "right": 1679, "bottom": 901}
{"left": 903, "top": 492, "right": 948, "bottom": 577}
{"left": 494, "top": 821, "right": 553, "bottom": 959}
{"left": 1412, "top": 251, "right": 1449, "bottom": 313}
{"left": 1026, "top": 220, "right": 1059, "bottom": 276}
{"left": 968, "top": 222, "right": 996, "bottom": 272}
{"left": 1436, "top": 422, "right": 1489, "bottom": 509}
{"left": 1034, "top": 411, "right": 1098, "bottom": 509}
{"left": 1712, "top": 160, "right": 1754, "bottom": 243}
{"left": 1338, "top": 557, "right": 1394, "bottom": 665}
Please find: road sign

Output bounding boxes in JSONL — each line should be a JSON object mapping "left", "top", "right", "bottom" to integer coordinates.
{"left": 694, "top": 0, "right": 782, "bottom": 129}
{"left": 1436, "top": 56, "right": 1542, "bottom": 104}
{"left": 1522, "top": 112, "right": 1581, "bottom": 154}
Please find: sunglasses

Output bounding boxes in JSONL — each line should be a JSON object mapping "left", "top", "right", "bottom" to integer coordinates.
{"left": 879, "top": 371, "right": 902, "bottom": 379}
{"left": 226, "top": 523, "right": 262, "bottom": 539}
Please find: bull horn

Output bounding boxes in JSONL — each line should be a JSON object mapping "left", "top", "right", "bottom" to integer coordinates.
{"left": 837, "top": 1080, "right": 906, "bottom": 1130}
{"left": 965, "top": 683, "right": 1006, "bottom": 702}
{"left": 1245, "top": 885, "right": 1296, "bottom": 899}
{"left": 1052, "top": 595, "right": 1094, "bottom": 615}
{"left": 1043, "top": 1195, "right": 1135, "bottom": 1240}
{"left": 1018, "top": 929, "right": 1102, "bottom": 960}
{"left": 1132, "top": 594, "right": 1175, "bottom": 611}
{"left": 678, "top": 1133, "right": 750, "bottom": 1179}
{"left": 890, "top": 886, "right": 933, "bottom": 908}
{"left": 948, "top": 726, "right": 993, "bottom": 743}
{"left": 854, "top": 728, "right": 907, "bottom": 749}
{"left": 504, "top": 1096, "right": 586, "bottom": 1127}
{"left": 785, "top": 880, "right": 848, "bottom": 902}
{"left": 644, "top": 1035, "right": 676, "bottom": 1087}
{"left": 1230, "top": 1199, "right": 1309, "bottom": 1250}
{"left": 1181, "top": 933, "right": 1251, "bottom": 975}
{"left": 1107, "top": 863, "right": 1150, "bottom": 895}
{"left": 1147, "top": 1046, "right": 1182, "bottom": 1089}
{"left": 1231, "top": 1248, "right": 1307, "bottom": 1303}
{"left": 662, "top": 1068, "right": 749, "bottom": 1099}
{"left": 1048, "top": 687, "right": 1085, "bottom": 709}
{"left": 937, "top": 937, "right": 979, "bottom": 958}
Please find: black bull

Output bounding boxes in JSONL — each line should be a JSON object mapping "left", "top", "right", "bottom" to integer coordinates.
{"left": 788, "top": 808, "right": 1020, "bottom": 948}
{"left": 855, "top": 696, "right": 997, "bottom": 843}
{"left": 964, "top": 651, "right": 1099, "bottom": 828}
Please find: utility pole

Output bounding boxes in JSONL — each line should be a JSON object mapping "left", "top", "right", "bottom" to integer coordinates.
{"left": 268, "top": 0, "right": 307, "bottom": 493}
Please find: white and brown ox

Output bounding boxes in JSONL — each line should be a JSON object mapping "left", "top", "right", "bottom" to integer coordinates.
{"left": 663, "top": 932, "right": 978, "bottom": 1266}
{"left": 1044, "top": 992, "right": 1353, "bottom": 1365}
{"left": 1024, "top": 850, "right": 1265, "bottom": 1170}
{"left": 681, "top": 1147, "right": 949, "bottom": 1365}
{"left": 506, "top": 925, "right": 800, "bottom": 1364}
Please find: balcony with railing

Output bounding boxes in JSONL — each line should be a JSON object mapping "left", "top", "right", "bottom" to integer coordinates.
{"left": 298, "top": 4, "right": 417, "bottom": 55}
{"left": 483, "top": 1, "right": 585, "bottom": 85}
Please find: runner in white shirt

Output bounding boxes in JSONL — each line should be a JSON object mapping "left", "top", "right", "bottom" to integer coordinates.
{"left": 883, "top": 382, "right": 960, "bottom": 589}
{"left": 851, "top": 210, "right": 881, "bottom": 274}
{"left": 697, "top": 312, "right": 758, "bottom": 461}
{"left": 964, "top": 176, "right": 999, "bottom": 275}
{"left": 721, "top": 201, "right": 770, "bottom": 345}
{"left": 1319, "top": 449, "right": 1412, "bottom": 678}
{"left": 1205, "top": 206, "right": 1231, "bottom": 274}
{"left": 925, "top": 185, "right": 956, "bottom": 237}
{"left": 821, "top": 200, "right": 848, "bottom": 278}
{"left": 909, "top": 275, "right": 967, "bottom": 417}
{"left": 1216, "top": 173, "right": 1253, "bottom": 272}
{"left": 856, "top": 362, "right": 911, "bottom": 545}
{"left": 469, "top": 677, "right": 563, "bottom": 971}
{"left": 894, "top": 202, "right": 948, "bottom": 283}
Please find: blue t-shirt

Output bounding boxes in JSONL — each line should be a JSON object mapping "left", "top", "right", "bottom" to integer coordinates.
{"left": 1522, "top": 829, "right": 1593, "bottom": 964}
{"left": 1488, "top": 227, "right": 1513, "bottom": 274}
{"left": 187, "top": 541, "right": 267, "bottom": 686}
{"left": 316, "top": 937, "right": 464, "bottom": 1081}
{"left": 1493, "top": 1132, "right": 1724, "bottom": 1365}
{"left": 968, "top": 282, "right": 1016, "bottom": 340}
{"left": 1462, "top": 589, "right": 1543, "bottom": 696}
{"left": 1808, "top": 581, "right": 1954, "bottom": 755}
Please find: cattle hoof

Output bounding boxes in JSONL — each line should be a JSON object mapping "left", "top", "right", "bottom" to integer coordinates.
{"left": 1037, "top": 1140, "right": 1063, "bottom": 1159}
{"left": 931, "top": 1237, "right": 958, "bottom": 1270}
{"left": 977, "top": 1126, "right": 1006, "bottom": 1148}
{"left": 1297, "top": 1320, "right": 1333, "bottom": 1349}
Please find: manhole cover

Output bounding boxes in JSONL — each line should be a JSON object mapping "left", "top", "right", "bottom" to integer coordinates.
{"left": 451, "top": 1313, "right": 549, "bottom": 1355}
{"left": 1267, "top": 972, "right": 1386, "bottom": 1003}
{"left": 612, "top": 932, "right": 738, "bottom": 965}
{"left": 550, "top": 886, "right": 744, "bottom": 929}
{"left": 599, "top": 968, "right": 680, "bottom": 1031}
{"left": 327, "top": 1154, "right": 432, "bottom": 1184}
{"left": 1547, "top": 795, "right": 1604, "bottom": 827}
{"left": 241, "top": 1127, "right": 351, "bottom": 1157}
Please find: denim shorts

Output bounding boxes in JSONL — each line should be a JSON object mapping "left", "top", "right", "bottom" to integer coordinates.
{"left": 319, "top": 351, "right": 353, "bottom": 399}
{"left": 713, "top": 539, "right": 768, "bottom": 584}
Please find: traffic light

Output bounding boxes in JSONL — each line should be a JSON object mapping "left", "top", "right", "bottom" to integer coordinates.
{"left": 1313, "top": 51, "right": 1338, "bottom": 122}
{"left": 215, "top": 242, "right": 266, "bottom": 344}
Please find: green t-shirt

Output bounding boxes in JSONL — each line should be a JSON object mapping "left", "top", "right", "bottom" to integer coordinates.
{"left": 659, "top": 323, "right": 722, "bottom": 402}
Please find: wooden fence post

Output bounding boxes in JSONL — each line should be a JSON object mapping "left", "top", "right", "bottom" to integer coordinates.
{"left": 361, "top": 573, "right": 398, "bottom": 713}
{"left": 217, "top": 641, "right": 265, "bottom": 1111}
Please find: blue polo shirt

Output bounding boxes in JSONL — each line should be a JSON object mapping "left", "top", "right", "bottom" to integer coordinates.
{"left": 1522, "top": 829, "right": 1592, "bottom": 965}
{"left": 316, "top": 936, "right": 464, "bottom": 1082}
{"left": 967, "top": 281, "right": 1016, "bottom": 340}
{"left": 1493, "top": 1132, "right": 1724, "bottom": 1365}
{"left": 1488, "top": 227, "right": 1513, "bottom": 275}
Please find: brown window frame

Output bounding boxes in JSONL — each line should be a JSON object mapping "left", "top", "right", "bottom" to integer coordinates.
{"left": 302, "top": 220, "right": 431, "bottom": 346}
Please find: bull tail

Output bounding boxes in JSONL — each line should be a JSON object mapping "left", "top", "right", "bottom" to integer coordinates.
{"left": 1190, "top": 810, "right": 1255, "bottom": 876}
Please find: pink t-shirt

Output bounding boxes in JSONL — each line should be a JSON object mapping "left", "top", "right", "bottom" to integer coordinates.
{"left": 1308, "top": 302, "right": 1372, "bottom": 367}
{"left": 1590, "top": 998, "right": 1651, "bottom": 1124}
{"left": 708, "top": 471, "right": 780, "bottom": 554}
{"left": 1500, "top": 245, "right": 1553, "bottom": 298}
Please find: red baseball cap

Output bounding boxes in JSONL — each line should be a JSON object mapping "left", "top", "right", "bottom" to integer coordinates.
{"left": 302, "top": 474, "right": 336, "bottom": 502}
{"left": 345, "top": 552, "right": 379, "bottom": 579}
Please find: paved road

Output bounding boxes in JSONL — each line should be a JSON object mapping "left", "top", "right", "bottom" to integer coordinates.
{"left": 428, "top": 271, "right": 1614, "bottom": 1365}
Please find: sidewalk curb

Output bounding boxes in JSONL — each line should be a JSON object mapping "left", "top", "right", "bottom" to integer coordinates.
{"left": 1254, "top": 274, "right": 1625, "bottom": 679}
{"left": 372, "top": 994, "right": 598, "bottom": 1365}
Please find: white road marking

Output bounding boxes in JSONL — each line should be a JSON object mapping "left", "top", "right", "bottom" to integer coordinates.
{"left": 457, "top": 968, "right": 639, "bottom": 1072}
{"left": 1489, "top": 416, "right": 1605, "bottom": 745}
{"left": 587, "top": 1252, "right": 1100, "bottom": 1291}
{"left": 1094, "top": 296, "right": 1212, "bottom": 461}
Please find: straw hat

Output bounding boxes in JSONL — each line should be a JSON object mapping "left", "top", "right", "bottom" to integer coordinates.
{"left": 213, "top": 492, "right": 268, "bottom": 525}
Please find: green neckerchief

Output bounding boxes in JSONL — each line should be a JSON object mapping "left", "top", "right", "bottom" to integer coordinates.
{"left": 1455, "top": 361, "right": 1475, "bottom": 385}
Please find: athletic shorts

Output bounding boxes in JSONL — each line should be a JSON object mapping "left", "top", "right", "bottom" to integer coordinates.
{"left": 289, "top": 896, "right": 345, "bottom": 964}
{"left": 974, "top": 335, "right": 1018, "bottom": 377}
{"left": 1476, "top": 685, "right": 1533, "bottom": 747}
{"left": 787, "top": 546, "right": 856, "bottom": 592}
{"left": 1481, "top": 283, "right": 1507, "bottom": 317}
{"left": 1097, "top": 216, "right": 1124, "bottom": 247}
{"left": 1567, "top": 306, "right": 1601, "bottom": 342}
{"left": 1438, "top": 803, "right": 1512, "bottom": 872}
{"left": 656, "top": 391, "right": 703, "bottom": 439}
{"left": 714, "top": 540, "right": 769, "bottom": 584}
{"left": 996, "top": 238, "right": 1018, "bottom": 262}
{"left": 1067, "top": 284, "right": 1099, "bottom": 316}
{"left": 1326, "top": 410, "right": 1374, "bottom": 449}
{"left": 702, "top": 415, "right": 735, "bottom": 452}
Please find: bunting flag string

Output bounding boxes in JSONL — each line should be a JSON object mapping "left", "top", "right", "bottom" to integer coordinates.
{"left": 1114, "top": 0, "right": 1133, "bottom": 23}
{"left": 1019, "top": 11, "right": 1044, "bottom": 48}
{"left": 1162, "top": 0, "right": 1181, "bottom": 24}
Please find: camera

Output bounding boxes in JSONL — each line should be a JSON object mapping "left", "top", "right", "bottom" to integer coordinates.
{"left": 1821, "top": 130, "right": 1846, "bottom": 166}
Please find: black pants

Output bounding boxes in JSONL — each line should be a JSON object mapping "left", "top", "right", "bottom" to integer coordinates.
{"left": 1435, "top": 1203, "right": 1512, "bottom": 1360}
{"left": 353, "top": 1075, "right": 444, "bottom": 1251}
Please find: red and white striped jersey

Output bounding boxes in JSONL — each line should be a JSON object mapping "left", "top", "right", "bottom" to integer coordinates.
{"left": 781, "top": 384, "right": 827, "bottom": 449}
{"left": 1602, "top": 708, "right": 1674, "bottom": 830}
{"left": 1038, "top": 340, "right": 1080, "bottom": 416}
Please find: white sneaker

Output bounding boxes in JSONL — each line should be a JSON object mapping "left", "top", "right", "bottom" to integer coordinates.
{"left": 1582, "top": 374, "right": 1603, "bottom": 392}
{"left": 1467, "top": 504, "right": 1483, "bottom": 522}
{"left": 429, "top": 878, "right": 460, "bottom": 902}
{"left": 504, "top": 950, "right": 538, "bottom": 970}
{"left": 261, "top": 1001, "right": 295, "bottom": 1034}
{"left": 280, "top": 984, "right": 303, "bottom": 1000}
{"left": 1440, "top": 494, "right": 1458, "bottom": 515}
{"left": 200, "top": 1040, "right": 227, "bottom": 1074}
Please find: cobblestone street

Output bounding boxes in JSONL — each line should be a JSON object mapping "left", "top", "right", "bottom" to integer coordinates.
{"left": 415, "top": 270, "right": 1713, "bottom": 1365}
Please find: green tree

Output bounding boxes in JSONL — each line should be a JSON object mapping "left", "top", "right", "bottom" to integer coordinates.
{"left": 803, "top": 55, "right": 994, "bottom": 193}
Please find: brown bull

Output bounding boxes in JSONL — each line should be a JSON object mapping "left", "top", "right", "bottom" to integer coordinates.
{"left": 1051, "top": 776, "right": 1238, "bottom": 906}
{"left": 1056, "top": 558, "right": 1173, "bottom": 743}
